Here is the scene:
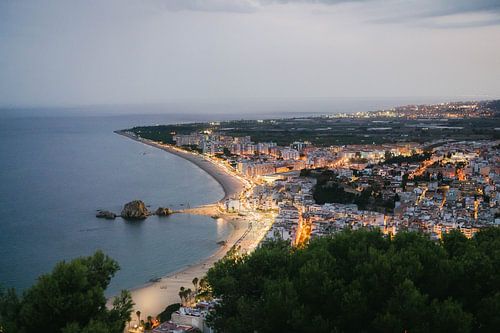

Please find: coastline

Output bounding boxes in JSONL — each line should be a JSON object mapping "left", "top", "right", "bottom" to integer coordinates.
{"left": 116, "top": 130, "right": 245, "bottom": 201}
{"left": 121, "top": 214, "right": 250, "bottom": 319}
{"left": 110, "top": 131, "right": 252, "bottom": 319}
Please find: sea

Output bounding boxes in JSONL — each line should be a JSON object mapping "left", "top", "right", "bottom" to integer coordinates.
{"left": 0, "top": 98, "right": 453, "bottom": 295}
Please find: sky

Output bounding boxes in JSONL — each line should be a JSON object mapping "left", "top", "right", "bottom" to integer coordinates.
{"left": 1, "top": 0, "right": 500, "bottom": 108}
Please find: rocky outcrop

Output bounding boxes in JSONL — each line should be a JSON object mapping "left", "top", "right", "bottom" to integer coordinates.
{"left": 155, "top": 207, "right": 172, "bottom": 216}
{"left": 121, "top": 200, "right": 149, "bottom": 220}
{"left": 96, "top": 210, "right": 116, "bottom": 219}
{"left": 96, "top": 201, "right": 174, "bottom": 221}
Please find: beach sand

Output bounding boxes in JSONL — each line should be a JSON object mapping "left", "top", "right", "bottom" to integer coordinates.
{"left": 123, "top": 212, "right": 249, "bottom": 319}
{"left": 110, "top": 131, "right": 256, "bottom": 320}
{"left": 116, "top": 131, "right": 246, "bottom": 201}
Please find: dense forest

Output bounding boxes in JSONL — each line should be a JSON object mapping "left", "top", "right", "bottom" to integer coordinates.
{"left": 0, "top": 252, "right": 133, "bottom": 333}
{"left": 206, "top": 228, "right": 500, "bottom": 333}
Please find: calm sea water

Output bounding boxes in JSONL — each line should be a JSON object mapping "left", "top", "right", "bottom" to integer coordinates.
{"left": 0, "top": 114, "right": 229, "bottom": 295}
{"left": 0, "top": 98, "right": 449, "bottom": 294}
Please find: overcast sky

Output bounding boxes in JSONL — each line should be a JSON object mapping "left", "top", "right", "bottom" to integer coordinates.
{"left": 1, "top": 0, "right": 500, "bottom": 108}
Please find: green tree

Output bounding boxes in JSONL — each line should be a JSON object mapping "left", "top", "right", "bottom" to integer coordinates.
{"left": 157, "top": 303, "right": 181, "bottom": 322}
{"left": 179, "top": 287, "right": 185, "bottom": 305}
{"left": 384, "top": 150, "right": 393, "bottom": 161}
{"left": 108, "top": 290, "right": 134, "bottom": 332}
{"left": 0, "top": 251, "right": 133, "bottom": 333}
{"left": 374, "top": 279, "right": 430, "bottom": 332}
{"left": 192, "top": 277, "right": 199, "bottom": 292}
{"left": 205, "top": 229, "right": 500, "bottom": 332}
{"left": 0, "top": 288, "right": 20, "bottom": 333}
{"left": 136, "top": 310, "right": 141, "bottom": 326}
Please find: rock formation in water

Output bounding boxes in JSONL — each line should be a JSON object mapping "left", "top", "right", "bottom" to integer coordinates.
{"left": 155, "top": 207, "right": 172, "bottom": 216}
{"left": 121, "top": 200, "right": 149, "bottom": 220}
{"left": 96, "top": 210, "right": 116, "bottom": 219}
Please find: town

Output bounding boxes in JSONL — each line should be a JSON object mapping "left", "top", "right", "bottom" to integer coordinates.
{"left": 3, "top": 1, "right": 500, "bottom": 331}
{"left": 128, "top": 100, "right": 500, "bottom": 247}
{"left": 121, "top": 101, "right": 500, "bottom": 332}
{"left": 168, "top": 133, "right": 499, "bottom": 246}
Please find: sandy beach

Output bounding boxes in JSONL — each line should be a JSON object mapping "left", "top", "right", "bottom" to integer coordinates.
{"left": 110, "top": 131, "right": 260, "bottom": 320}
{"left": 123, "top": 212, "right": 250, "bottom": 319}
{"left": 116, "top": 130, "right": 246, "bottom": 201}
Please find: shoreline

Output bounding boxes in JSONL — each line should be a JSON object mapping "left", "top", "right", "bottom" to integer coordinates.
{"left": 116, "top": 130, "right": 246, "bottom": 201}
{"left": 116, "top": 212, "right": 250, "bottom": 319}
{"left": 110, "top": 131, "right": 252, "bottom": 319}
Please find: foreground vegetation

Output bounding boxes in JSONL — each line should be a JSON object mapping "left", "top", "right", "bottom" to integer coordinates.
{"left": 2, "top": 230, "right": 499, "bottom": 333}
{"left": 206, "top": 228, "right": 500, "bottom": 332}
{"left": 0, "top": 251, "right": 133, "bottom": 333}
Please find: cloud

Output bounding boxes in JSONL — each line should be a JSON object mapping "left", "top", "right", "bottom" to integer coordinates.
{"left": 417, "top": 0, "right": 500, "bottom": 17}
{"left": 154, "top": 0, "right": 500, "bottom": 27}
{"left": 338, "top": 0, "right": 500, "bottom": 28}
{"left": 427, "top": 17, "right": 500, "bottom": 29}
{"left": 1, "top": 0, "right": 499, "bottom": 107}
{"left": 264, "top": 0, "right": 500, "bottom": 14}
{"left": 154, "top": 0, "right": 259, "bottom": 13}
{"left": 152, "top": 0, "right": 364, "bottom": 13}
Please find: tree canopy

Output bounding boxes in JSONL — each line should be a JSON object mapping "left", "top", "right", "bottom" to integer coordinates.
{"left": 311, "top": 170, "right": 394, "bottom": 212}
{"left": 0, "top": 251, "right": 133, "bottom": 333}
{"left": 206, "top": 228, "right": 500, "bottom": 333}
